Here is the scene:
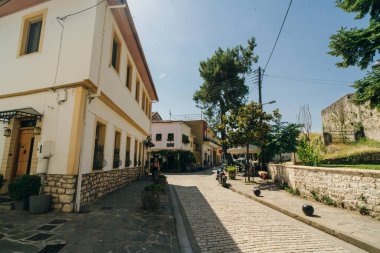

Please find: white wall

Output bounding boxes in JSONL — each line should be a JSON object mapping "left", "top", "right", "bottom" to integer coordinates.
{"left": 151, "top": 122, "right": 192, "bottom": 151}
{"left": 0, "top": 0, "right": 98, "bottom": 94}
{"left": 0, "top": 89, "right": 76, "bottom": 174}
{"left": 79, "top": 98, "right": 147, "bottom": 174}
{"left": 88, "top": 2, "right": 151, "bottom": 134}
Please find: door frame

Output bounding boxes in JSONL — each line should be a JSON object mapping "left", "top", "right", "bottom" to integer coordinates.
{"left": 13, "top": 127, "right": 35, "bottom": 178}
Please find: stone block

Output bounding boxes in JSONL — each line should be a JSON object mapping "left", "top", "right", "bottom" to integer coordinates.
{"left": 67, "top": 179, "right": 76, "bottom": 184}
{"left": 373, "top": 205, "right": 380, "bottom": 212}
{"left": 48, "top": 181, "right": 55, "bottom": 186}
{"left": 56, "top": 182, "right": 62, "bottom": 187}
{"left": 51, "top": 187, "right": 57, "bottom": 193}
{"left": 59, "top": 178, "right": 67, "bottom": 183}
{"left": 63, "top": 183, "right": 75, "bottom": 189}
{"left": 53, "top": 203, "right": 62, "bottom": 210}
{"left": 62, "top": 203, "right": 74, "bottom": 212}
{"left": 43, "top": 186, "right": 51, "bottom": 192}
{"left": 57, "top": 188, "right": 65, "bottom": 194}
{"left": 66, "top": 188, "right": 75, "bottom": 195}
{"left": 59, "top": 194, "right": 74, "bottom": 204}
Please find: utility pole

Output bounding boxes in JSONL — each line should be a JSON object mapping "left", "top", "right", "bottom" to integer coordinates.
{"left": 258, "top": 66, "right": 262, "bottom": 106}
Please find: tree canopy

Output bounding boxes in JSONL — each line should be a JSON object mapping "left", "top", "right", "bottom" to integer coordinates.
{"left": 193, "top": 38, "right": 259, "bottom": 158}
{"left": 329, "top": 0, "right": 380, "bottom": 109}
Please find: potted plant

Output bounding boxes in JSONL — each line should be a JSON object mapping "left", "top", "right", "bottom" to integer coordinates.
{"left": 258, "top": 171, "right": 268, "bottom": 180}
{"left": 226, "top": 166, "right": 237, "bottom": 180}
{"left": 157, "top": 174, "right": 167, "bottom": 186}
{"left": 0, "top": 174, "right": 4, "bottom": 190}
{"left": 141, "top": 183, "right": 164, "bottom": 210}
{"left": 8, "top": 175, "right": 41, "bottom": 211}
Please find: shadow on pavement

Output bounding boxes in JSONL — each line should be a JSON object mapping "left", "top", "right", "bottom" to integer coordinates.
{"left": 172, "top": 184, "right": 240, "bottom": 252}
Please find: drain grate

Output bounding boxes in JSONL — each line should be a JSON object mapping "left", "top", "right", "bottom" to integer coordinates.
{"left": 48, "top": 219, "right": 68, "bottom": 225}
{"left": 26, "top": 233, "right": 54, "bottom": 241}
{"left": 100, "top": 206, "right": 113, "bottom": 210}
{"left": 38, "top": 244, "right": 66, "bottom": 253}
{"left": 37, "top": 225, "right": 57, "bottom": 231}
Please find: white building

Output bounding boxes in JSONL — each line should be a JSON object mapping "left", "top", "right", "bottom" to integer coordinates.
{"left": 0, "top": 0, "right": 158, "bottom": 212}
{"left": 150, "top": 120, "right": 194, "bottom": 152}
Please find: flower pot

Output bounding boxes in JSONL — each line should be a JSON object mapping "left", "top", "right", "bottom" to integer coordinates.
{"left": 253, "top": 189, "right": 261, "bottom": 197}
{"left": 14, "top": 198, "right": 29, "bottom": 211}
{"left": 29, "top": 194, "right": 52, "bottom": 214}
{"left": 141, "top": 190, "right": 160, "bottom": 210}
{"left": 228, "top": 171, "right": 236, "bottom": 180}
{"left": 302, "top": 204, "right": 314, "bottom": 216}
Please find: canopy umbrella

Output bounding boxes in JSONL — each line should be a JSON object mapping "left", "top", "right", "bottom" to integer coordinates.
{"left": 227, "top": 145, "right": 261, "bottom": 155}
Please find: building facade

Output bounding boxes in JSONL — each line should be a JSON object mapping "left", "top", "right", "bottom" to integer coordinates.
{"left": 150, "top": 121, "right": 194, "bottom": 152}
{"left": 184, "top": 120, "right": 222, "bottom": 167}
{"left": 322, "top": 93, "right": 380, "bottom": 144}
{"left": 0, "top": 0, "right": 158, "bottom": 212}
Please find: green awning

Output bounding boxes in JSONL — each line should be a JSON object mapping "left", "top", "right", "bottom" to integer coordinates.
{"left": 0, "top": 108, "right": 42, "bottom": 123}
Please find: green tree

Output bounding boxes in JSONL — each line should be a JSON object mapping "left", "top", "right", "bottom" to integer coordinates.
{"left": 329, "top": 0, "right": 380, "bottom": 109}
{"left": 264, "top": 116, "right": 301, "bottom": 163}
{"left": 193, "top": 38, "right": 259, "bottom": 160}
{"left": 297, "top": 135, "right": 324, "bottom": 166}
{"left": 226, "top": 102, "right": 278, "bottom": 181}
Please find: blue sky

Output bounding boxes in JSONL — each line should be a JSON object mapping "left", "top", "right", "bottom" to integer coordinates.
{"left": 128, "top": 0, "right": 369, "bottom": 131}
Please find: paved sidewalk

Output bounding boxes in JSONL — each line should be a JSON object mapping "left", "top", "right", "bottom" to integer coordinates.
{"left": 169, "top": 172, "right": 366, "bottom": 253}
{"left": 229, "top": 174, "right": 380, "bottom": 253}
{"left": 0, "top": 180, "right": 179, "bottom": 253}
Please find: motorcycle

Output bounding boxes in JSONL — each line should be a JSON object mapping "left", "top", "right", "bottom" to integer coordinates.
{"left": 215, "top": 165, "right": 227, "bottom": 187}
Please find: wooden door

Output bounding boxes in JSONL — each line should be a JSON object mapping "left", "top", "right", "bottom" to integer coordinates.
{"left": 15, "top": 129, "right": 35, "bottom": 176}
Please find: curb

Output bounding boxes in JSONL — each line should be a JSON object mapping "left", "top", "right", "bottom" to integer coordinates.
{"left": 230, "top": 187, "right": 380, "bottom": 253}
{"left": 170, "top": 185, "right": 201, "bottom": 253}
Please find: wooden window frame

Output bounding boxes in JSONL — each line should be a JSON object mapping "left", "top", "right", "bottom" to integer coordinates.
{"left": 113, "top": 130, "right": 121, "bottom": 169}
{"left": 110, "top": 30, "right": 122, "bottom": 73}
{"left": 125, "top": 136, "right": 131, "bottom": 167}
{"left": 92, "top": 120, "right": 107, "bottom": 171}
{"left": 135, "top": 78, "right": 140, "bottom": 103}
{"left": 126, "top": 60, "right": 132, "bottom": 91}
{"left": 17, "top": 9, "right": 47, "bottom": 57}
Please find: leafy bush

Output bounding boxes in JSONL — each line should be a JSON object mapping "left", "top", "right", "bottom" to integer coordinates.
{"left": 297, "top": 135, "right": 323, "bottom": 166}
{"left": 158, "top": 174, "right": 167, "bottom": 179}
{"left": 320, "top": 195, "right": 336, "bottom": 206}
{"left": 0, "top": 174, "right": 4, "bottom": 189}
{"left": 358, "top": 205, "right": 370, "bottom": 215}
{"left": 226, "top": 166, "right": 237, "bottom": 173}
{"left": 284, "top": 185, "right": 300, "bottom": 196}
{"left": 8, "top": 175, "right": 41, "bottom": 200}
{"left": 310, "top": 190, "right": 320, "bottom": 202}
{"left": 145, "top": 183, "right": 165, "bottom": 192}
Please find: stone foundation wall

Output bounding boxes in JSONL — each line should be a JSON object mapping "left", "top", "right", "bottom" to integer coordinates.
{"left": 268, "top": 164, "right": 380, "bottom": 216}
{"left": 80, "top": 167, "right": 141, "bottom": 206}
{"left": 42, "top": 174, "right": 77, "bottom": 212}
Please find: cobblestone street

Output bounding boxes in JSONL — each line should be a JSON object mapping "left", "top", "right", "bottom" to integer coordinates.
{"left": 169, "top": 170, "right": 367, "bottom": 253}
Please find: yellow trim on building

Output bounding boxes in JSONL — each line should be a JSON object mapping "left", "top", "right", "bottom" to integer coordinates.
{"left": 66, "top": 87, "right": 87, "bottom": 175}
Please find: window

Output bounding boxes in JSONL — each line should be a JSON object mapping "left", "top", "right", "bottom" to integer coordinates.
{"left": 142, "top": 92, "right": 146, "bottom": 111}
{"left": 182, "top": 134, "right": 190, "bottom": 144}
{"left": 134, "top": 140, "right": 138, "bottom": 166}
{"left": 139, "top": 142, "right": 143, "bottom": 166}
{"left": 125, "top": 136, "right": 131, "bottom": 167}
{"left": 135, "top": 79, "right": 140, "bottom": 102}
{"left": 145, "top": 97, "right": 149, "bottom": 115}
{"left": 111, "top": 32, "right": 121, "bottom": 73}
{"left": 126, "top": 61, "right": 132, "bottom": 90}
{"left": 113, "top": 131, "right": 121, "bottom": 168}
{"left": 19, "top": 10, "right": 47, "bottom": 56}
{"left": 93, "top": 122, "right": 106, "bottom": 170}
{"left": 156, "top": 134, "right": 162, "bottom": 141}
{"left": 167, "top": 133, "right": 174, "bottom": 141}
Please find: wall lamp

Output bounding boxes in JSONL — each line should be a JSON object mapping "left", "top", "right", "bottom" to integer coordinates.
{"left": 3, "top": 127, "right": 11, "bottom": 137}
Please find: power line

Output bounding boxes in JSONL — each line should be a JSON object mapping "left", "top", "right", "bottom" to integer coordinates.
{"left": 264, "top": 74, "right": 353, "bottom": 84}
{"left": 264, "top": 74, "right": 353, "bottom": 87}
{"left": 263, "top": 0, "right": 293, "bottom": 72}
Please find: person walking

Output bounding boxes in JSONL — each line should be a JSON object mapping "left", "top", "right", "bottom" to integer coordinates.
{"left": 152, "top": 158, "right": 160, "bottom": 182}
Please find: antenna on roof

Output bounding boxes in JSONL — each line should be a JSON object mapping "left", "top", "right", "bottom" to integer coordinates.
{"left": 169, "top": 110, "right": 172, "bottom": 120}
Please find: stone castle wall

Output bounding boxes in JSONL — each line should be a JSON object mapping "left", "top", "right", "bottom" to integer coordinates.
{"left": 268, "top": 164, "right": 380, "bottom": 216}
{"left": 321, "top": 94, "right": 380, "bottom": 143}
{"left": 80, "top": 167, "right": 141, "bottom": 206}
{"left": 42, "top": 174, "right": 77, "bottom": 212}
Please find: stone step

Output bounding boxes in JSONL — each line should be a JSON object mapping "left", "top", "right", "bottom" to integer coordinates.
{"left": 0, "top": 196, "right": 13, "bottom": 210}
{"left": 0, "top": 202, "right": 12, "bottom": 210}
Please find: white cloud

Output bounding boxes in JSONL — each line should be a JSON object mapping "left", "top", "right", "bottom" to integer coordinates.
{"left": 159, "top": 73, "right": 167, "bottom": 79}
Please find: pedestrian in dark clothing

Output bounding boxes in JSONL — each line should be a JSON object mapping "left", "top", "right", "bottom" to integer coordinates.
{"left": 152, "top": 158, "right": 160, "bottom": 182}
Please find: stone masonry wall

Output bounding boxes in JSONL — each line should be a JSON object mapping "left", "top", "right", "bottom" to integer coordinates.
{"left": 42, "top": 174, "right": 77, "bottom": 212}
{"left": 80, "top": 167, "right": 141, "bottom": 207}
{"left": 321, "top": 93, "right": 380, "bottom": 143}
{"left": 268, "top": 164, "right": 380, "bottom": 216}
